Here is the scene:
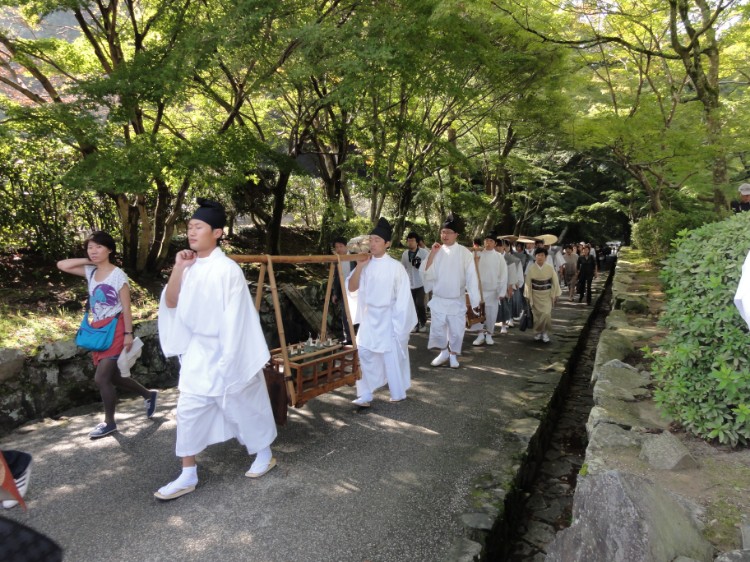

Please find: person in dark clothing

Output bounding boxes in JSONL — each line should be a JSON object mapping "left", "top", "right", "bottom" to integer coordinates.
{"left": 331, "top": 236, "right": 355, "bottom": 344}
{"left": 576, "top": 244, "right": 598, "bottom": 305}
{"left": 731, "top": 183, "right": 750, "bottom": 213}
{"left": 401, "top": 232, "right": 429, "bottom": 332}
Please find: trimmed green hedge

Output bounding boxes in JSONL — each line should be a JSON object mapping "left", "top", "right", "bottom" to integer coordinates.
{"left": 653, "top": 213, "right": 750, "bottom": 446}
{"left": 632, "top": 209, "right": 715, "bottom": 262}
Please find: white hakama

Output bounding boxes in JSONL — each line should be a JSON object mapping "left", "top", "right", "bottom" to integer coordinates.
{"left": 420, "top": 243, "right": 480, "bottom": 354}
{"left": 159, "top": 247, "right": 277, "bottom": 457}
{"left": 176, "top": 373, "right": 276, "bottom": 457}
{"left": 476, "top": 249, "right": 507, "bottom": 334}
{"left": 734, "top": 249, "right": 750, "bottom": 330}
{"left": 357, "top": 342, "right": 411, "bottom": 401}
{"left": 347, "top": 255, "right": 417, "bottom": 401}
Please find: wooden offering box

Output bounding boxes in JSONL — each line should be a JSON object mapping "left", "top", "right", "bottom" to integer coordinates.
{"left": 270, "top": 342, "right": 359, "bottom": 407}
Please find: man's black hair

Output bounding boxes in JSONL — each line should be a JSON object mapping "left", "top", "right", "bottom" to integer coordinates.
{"left": 332, "top": 236, "right": 348, "bottom": 246}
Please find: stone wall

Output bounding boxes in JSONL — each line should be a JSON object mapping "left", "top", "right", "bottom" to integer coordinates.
{"left": 444, "top": 265, "right": 615, "bottom": 562}
{"left": 545, "top": 251, "right": 724, "bottom": 562}
{"left": 0, "top": 282, "right": 334, "bottom": 437}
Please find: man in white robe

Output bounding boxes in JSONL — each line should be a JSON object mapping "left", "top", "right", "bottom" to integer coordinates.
{"left": 734, "top": 249, "right": 750, "bottom": 330}
{"left": 472, "top": 233, "right": 508, "bottom": 346}
{"left": 155, "top": 199, "right": 277, "bottom": 501}
{"left": 347, "top": 218, "right": 417, "bottom": 407}
{"left": 420, "top": 214, "right": 481, "bottom": 369}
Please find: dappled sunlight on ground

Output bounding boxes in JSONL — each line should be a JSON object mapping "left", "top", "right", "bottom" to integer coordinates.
{"left": 0, "top": 277, "right": 606, "bottom": 561}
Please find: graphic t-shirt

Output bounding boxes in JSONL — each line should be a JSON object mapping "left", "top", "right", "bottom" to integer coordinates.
{"left": 84, "top": 265, "right": 129, "bottom": 321}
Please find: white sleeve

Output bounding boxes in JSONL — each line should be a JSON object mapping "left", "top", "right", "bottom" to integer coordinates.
{"left": 497, "top": 257, "right": 508, "bottom": 297}
{"left": 114, "top": 268, "right": 130, "bottom": 291}
{"left": 345, "top": 267, "right": 360, "bottom": 324}
{"left": 158, "top": 286, "right": 192, "bottom": 357}
{"left": 420, "top": 254, "right": 437, "bottom": 294}
{"left": 465, "top": 251, "right": 481, "bottom": 308}
{"left": 734, "top": 250, "right": 750, "bottom": 329}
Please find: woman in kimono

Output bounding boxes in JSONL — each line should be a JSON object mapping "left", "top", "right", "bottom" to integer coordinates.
{"left": 524, "top": 247, "right": 562, "bottom": 343}
{"left": 347, "top": 218, "right": 418, "bottom": 407}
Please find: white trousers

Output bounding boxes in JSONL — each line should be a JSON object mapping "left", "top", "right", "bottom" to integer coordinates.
{"left": 175, "top": 371, "right": 277, "bottom": 458}
{"left": 482, "top": 299, "right": 499, "bottom": 334}
{"left": 427, "top": 311, "right": 467, "bottom": 354}
{"left": 357, "top": 343, "right": 411, "bottom": 401}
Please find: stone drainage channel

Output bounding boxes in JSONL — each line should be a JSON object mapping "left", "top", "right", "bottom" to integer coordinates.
{"left": 506, "top": 283, "right": 611, "bottom": 561}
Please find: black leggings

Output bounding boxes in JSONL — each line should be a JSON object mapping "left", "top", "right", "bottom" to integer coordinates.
{"left": 94, "top": 358, "right": 150, "bottom": 425}
{"left": 578, "top": 275, "right": 594, "bottom": 303}
{"left": 411, "top": 287, "right": 427, "bottom": 326}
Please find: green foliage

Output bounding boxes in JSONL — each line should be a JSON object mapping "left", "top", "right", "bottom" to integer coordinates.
{"left": 3, "top": 0, "right": 743, "bottom": 264}
{"left": 0, "top": 136, "right": 119, "bottom": 258}
{"left": 632, "top": 209, "right": 715, "bottom": 262}
{"left": 0, "top": 280, "right": 158, "bottom": 353}
{"left": 326, "top": 204, "right": 372, "bottom": 242}
{"left": 652, "top": 213, "right": 750, "bottom": 446}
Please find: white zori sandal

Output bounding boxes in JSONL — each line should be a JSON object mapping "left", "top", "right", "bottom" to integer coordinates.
{"left": 154, "top": 484, "right": 196, "bottom": 501}
{"left": 245, "top": 457, "right": 277, "bottom": 478}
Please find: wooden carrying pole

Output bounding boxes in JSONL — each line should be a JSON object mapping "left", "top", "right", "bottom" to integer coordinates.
{"left": 231, "top": 253, "right": 365, "bottom": 408}
{"left": 474, "top": 251, "right": 484, "bottom": 303}
{"left": 232, "top": 254, "right": 364, "bottom": 265}
{"left": 320, "top": 263, "right": 335, "bottom": 341}
{"left": 231, "top": 253, "right": 361, "bottom": 351}
{"left": 254, "top": 263, "right": 266, "bottom": 312}
{"left": 264, "top": 255, "right": 297, "bottom": 406}
{"left": 336, "top": 255, "right": 357, "bottom": 347}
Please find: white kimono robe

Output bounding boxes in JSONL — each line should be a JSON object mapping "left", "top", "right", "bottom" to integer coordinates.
{"left": 158, "top": 247, "right": 276, "bottom": 457}
{"left": 501, "top": 250, "right": 519, "bottom": 289}
{"left": 347, "top": 255, "right": 417, "bottom": 401}
{"left": 734, "top": 249, "right": 750, "bottom": 330}
{"left": 420, "top": 243, "right": 480, "bottom": 353}
{"left": 476, "top": 249, "right": 508, "bottom": 334}
{"left": 546, "top": 247, "right": 565, "bottom": 271}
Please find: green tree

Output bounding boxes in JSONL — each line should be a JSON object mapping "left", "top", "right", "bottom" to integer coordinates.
{"left": 498, "top": 0, "right": 750, "bottom": 213}
{"left": 653, "top": 213, "right": 750, "bottom": 446}
{"left": 0, "top": 135, "right": 118, "bottom": 258}
{"left": 0, "top": 0, "right": 331, "bottom": 268}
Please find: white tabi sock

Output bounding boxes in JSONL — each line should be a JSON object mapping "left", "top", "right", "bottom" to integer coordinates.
{"left": 249, "top": 447, "right": 272, "bottom": 473}
{"left": 158, "top": 465, "right": 198, "bottom": 496}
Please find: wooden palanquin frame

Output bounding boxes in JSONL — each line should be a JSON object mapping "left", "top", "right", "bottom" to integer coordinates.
{"left": 230, "top": 254, "right": 363, "bottom": 408}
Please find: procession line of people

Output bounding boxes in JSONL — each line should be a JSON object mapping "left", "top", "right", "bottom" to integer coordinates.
{"left": 15, "top": 202, "right": 604, "bottom": 507}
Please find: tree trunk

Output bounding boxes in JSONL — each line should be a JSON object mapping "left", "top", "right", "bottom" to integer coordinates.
{"left": 669, "top": 0, "right": 728, "bottom": 211}
{"left": 447, "top": 126, "right": 458, "bottom": 193}
{"left": 266, "top": 170, "right": 292, "bottom": 255}
{"left": 481, "top": 123, "right": 517, "bottom": 234}
{"left": 392, "top": 178, "right": 414, "bottom": 244}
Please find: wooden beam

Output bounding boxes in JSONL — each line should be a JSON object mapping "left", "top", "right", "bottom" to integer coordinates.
{"left": 230, "top": 254, "right": 366, "bottom": 265}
